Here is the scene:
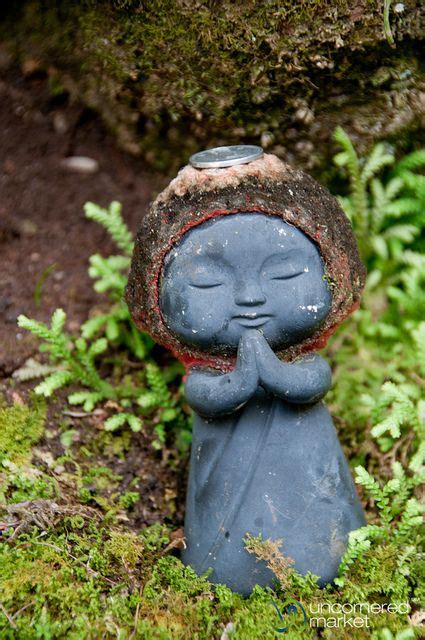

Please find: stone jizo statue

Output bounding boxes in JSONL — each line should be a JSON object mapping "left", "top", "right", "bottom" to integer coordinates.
{"left": 126, "top": 146, "right": 366, "bottom": 595}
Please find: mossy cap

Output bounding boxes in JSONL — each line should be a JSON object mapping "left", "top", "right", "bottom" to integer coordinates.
{"left": 126, "top": 153, "right": 365, "bottom": 371}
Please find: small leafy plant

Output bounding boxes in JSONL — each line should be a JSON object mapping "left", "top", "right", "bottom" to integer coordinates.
{"left": 83, "top": 201, "right": 153, "bottom": 359}
{"left": 333, "top": 127, "right": 425, "bottom": 291}
{"left": 328, "top": 132, "right": 425, "bottom": 609}
{"left": 336, "top": 463, "right": 424, "bottom": 588}
{"left": 17, "top": 202, "right": 188, "bottom": 443}
{"left": 18, "top": 309, "right": 113, "bottom": 404}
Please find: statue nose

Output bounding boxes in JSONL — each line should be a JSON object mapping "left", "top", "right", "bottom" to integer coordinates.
{"left": 234, "top": 282, "right": 266, "bottom": 306}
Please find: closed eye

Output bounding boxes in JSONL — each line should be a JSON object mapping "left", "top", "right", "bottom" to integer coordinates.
{"left": 268, "top": 270, "right": 304, "bottom": 280}
{"left": 189, "top": 283, "right": 223, "bottom": 289}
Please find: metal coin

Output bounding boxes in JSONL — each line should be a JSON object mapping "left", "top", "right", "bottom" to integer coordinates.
{"left": 189, "top": 145, "right": 263, "bottom": 169}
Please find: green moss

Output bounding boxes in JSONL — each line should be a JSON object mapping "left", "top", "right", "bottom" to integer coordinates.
{"left": 0, "top": 531, "right": 415, "bottom": 639}
{"left": 1, "top": 1, "right": 423, "bottom": 170}
{"left": 104, "top": 530, "right": 145, "bottom": 567}
{"left": 0, "top": 395, "right": 45, "bottom": 466}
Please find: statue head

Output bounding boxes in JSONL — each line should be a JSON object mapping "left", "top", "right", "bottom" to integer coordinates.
{"left": 160, "top": 213, "right": 331, "bottom": 351}
{"left": 126, "top": 152, "right": 365, "bottom": 370}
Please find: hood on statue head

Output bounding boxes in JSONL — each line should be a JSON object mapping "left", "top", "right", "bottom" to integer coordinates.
{"left": 125, "top": 152, "right": 365, "bottom": 372}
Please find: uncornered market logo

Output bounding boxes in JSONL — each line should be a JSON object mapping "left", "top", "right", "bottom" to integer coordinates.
{"left": 270, "top": 599, "right": 411, "bottom": 632}
{"left": 270, "top": 599, "right": 307, "bottom": 633}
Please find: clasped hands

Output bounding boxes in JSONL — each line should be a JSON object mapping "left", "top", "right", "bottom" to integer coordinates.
{"left": 232, "top": 329, "right": 285, "bottom": 395}
{"left": 185, "top": 328, "right": 331, "bottom": 416}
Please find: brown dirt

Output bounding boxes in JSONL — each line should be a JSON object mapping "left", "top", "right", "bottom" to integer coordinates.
{"left": 0, "top": 64, "right": 168, "bottom": 377}
{"left": 0, "top": 65, "right": 188, "bottom": 530}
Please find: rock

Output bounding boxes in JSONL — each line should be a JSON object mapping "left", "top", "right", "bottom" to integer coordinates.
{"left": 60, "top": 156, "right": 99, "bottom": 174}
{"left": 52, "top": 111, "right": 69, "bottom": 134}
{"left": 21, "top": 58, "right": 42, "bottom": 76}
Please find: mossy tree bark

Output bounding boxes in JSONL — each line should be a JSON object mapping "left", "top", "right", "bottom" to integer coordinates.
{"left": 1, "top": 1, "right": 424, "bottom": 171}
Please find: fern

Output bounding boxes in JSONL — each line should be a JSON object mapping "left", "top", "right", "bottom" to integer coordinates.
{"left": 145, "top": 363, "right": 173, "bottom": 405}
{"left": 334, "top": 525, "right": 381, "bottom": 586}
{"left": 370, "top": 382, "right": 421, "bottom": 440}
{"left": 17, "top": 310, "right": 114, "bottom": 401}
{"left": 17, "top": 307, "right": 183, "bottom": 443}
{"left": 82, "top": 306, "right": 153, "bottom": 360}
{"left": 137, "top": 363, "right": 187, "bottom": 449}
{"left": 68, "top": 391, "right": 106, "bottom": 412}
{"left": 84, "top": 201, "right": 134, "bottom": 256}
{"left": 17, "top": 203, "right": 189, "bottom": 445}
{"left": 82, "top": 202, "right": 154, "bottom": 359}
{"left": 333, "top": 129, "right": 424, "bottom": 280}
{"left": 336, "top": 463, "right": 423, "bottom": 587}
{"left": 88, "top": 254, "right": 130, "bottom": 299}
{"left": 333, "top": 127, "right": 394, "bottom": 255}
{"left": 396, "top": 498, "right": 424, "bottom": 541}
{"left": 104, "top": 412, "right": 142, "bottom": 433}
{"left": 12, "top": 357, "right": 59, "bottom": 382}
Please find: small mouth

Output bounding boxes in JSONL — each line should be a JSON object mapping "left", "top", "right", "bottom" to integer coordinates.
{"left": 233, "top": 314, "right": 272, "bottom": 328}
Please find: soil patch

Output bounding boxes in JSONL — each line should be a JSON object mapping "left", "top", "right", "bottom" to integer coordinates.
{"left": 0, "top": 64, "right": 167, "bottom": 376}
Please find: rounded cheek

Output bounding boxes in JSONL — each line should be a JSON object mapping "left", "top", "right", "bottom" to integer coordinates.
{"left": 266, "top": 279, "right": 330, "bottom": 333}
{"left": 181, "top": 288, "right": 232, "bottom": 335}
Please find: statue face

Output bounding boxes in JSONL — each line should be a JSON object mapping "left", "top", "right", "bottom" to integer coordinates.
{"left": 159, "top": 213, "right": 331, "bottom": 350}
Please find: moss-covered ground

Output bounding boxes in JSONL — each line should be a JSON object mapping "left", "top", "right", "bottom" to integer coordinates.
{"left": 1, "top": 303, "right": 423, "bottom": 638}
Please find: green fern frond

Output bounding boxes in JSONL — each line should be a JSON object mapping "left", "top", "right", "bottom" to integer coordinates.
{"left": 12, "top": 358, "right": 60, "bottom": 382}
{"left": 337, "top": 457, "right": 423, "bottom": 588}
{"left": 370, "top": 235, "right": 389, "bottom": 260}
{"left": 68, "top": 391, "right": 106, "bottom": 412}
{"left": 145, "top": 363, "right": 172, "bottom": 406}
{"left": 83, "top": 202, "right": 155, "bottom": 361}
{"left": 371, "top": 382, "right": 420, "bottom": 439}
{"left": 409, "top": 441, "right": 425, "bottom": 473}
{"left": 335, "top": 525, "right": 382, "bottom": 586}
{"left": 81, "top": 314, "right": 111, "bottom": 339}
{"left": 395, "top": 498, "right": 424, "bottom": 541}
{"left": 333, "top": 127, "right": 367, "bottom": 225}
{"left": 384, "top": 197, "right": 424, "bottom": 217}
{"left": 18, "top": 311, "right": 72, "bottom": 363}
{"left": 137, "top": 391, "right": 161, "bottom": 409}
{"left": 333, "top": 127, "right": 359, "bottom": 173}
{"left": 333, "top": 132, "right": 424, "bottom": 281}
{"left": 355, "top": 465, "right": 382, "bottom": 497}
{"left": 383, "top": 175, "right": 404, "bottom": 201}
{"left": 87, "top": 338, "right": 108, "bottom": 358}
{"left": 88, "top": 254, "right": 129, "bottom": 296}
{"left": 51, "top": 308, "right": 67, "bottom": 335}
{"left": 84, "top": 201, "right": 134, "bottom": 256}
{"left": 402, "top": 171, "right": 425, "bottom": 201}
{"left": 355, "top": 465, "right": 403, "bottom": 528}
{"left": 411, "top": 322, "right": 425, "bottom": 376}
{"left": 395, "top": 148, "right": 425, "bottom": 172}
{"left": 104, "top": 412, "right": 142, "bottom": 432}
{"left": 361, "top": 142, "right": 394, "bottom": 184}
{"left": 18, "top": 314, "right": 59, "bottom": 343}
{"left": 383, "top": 224, "right": 419, "bottom": 243}
{"left": 18, "top": 309, "right": 115, "bottom": 404}
{"left": 35, "top": 370, "right": 75, "bottom": 397}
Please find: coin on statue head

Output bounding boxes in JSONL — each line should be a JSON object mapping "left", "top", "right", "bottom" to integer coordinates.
{"left": 189, "top": 145, "right": 263, "bottom": 169}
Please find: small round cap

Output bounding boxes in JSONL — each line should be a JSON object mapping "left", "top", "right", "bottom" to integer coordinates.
{"left": 189, "top": 144, "right": 263, "bottom": 169}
